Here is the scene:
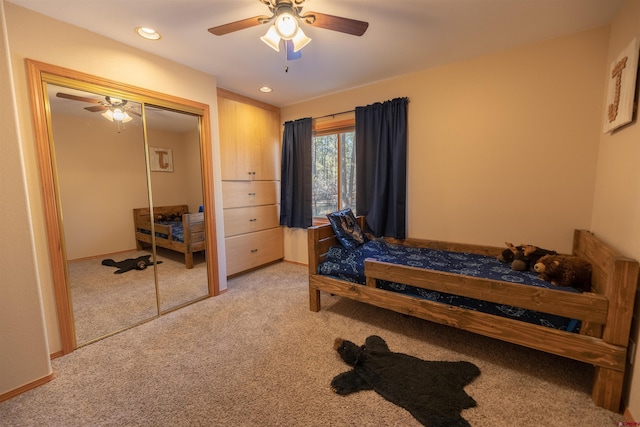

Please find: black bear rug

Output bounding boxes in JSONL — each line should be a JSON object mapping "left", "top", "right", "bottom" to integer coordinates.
{"left": 331, "top": 336, "right": 480, "bottom": 427}
{"left": 101, "top": 255, "right": 162, "bottom": 274}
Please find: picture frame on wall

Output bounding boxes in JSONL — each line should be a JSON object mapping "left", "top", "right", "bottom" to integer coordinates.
{"left": 150, "top": 147, "right": 174, "bottom": 172}
{"left": 603, "top": 35, "right": 640, "bottom": 133}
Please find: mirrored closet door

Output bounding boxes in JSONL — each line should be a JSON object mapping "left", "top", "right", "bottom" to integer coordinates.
{"left": 49, "top": 85, "right": 159, "bottom": 345}
{"left": 29, "top": 60, "right": 218, "bottom": 351}
{"left": 144, "top": 106, "right": 209, "bottom": 313}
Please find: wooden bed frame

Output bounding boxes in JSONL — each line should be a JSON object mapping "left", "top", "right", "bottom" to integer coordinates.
{"left": 308, "top": 217, "right": 639, "bottom": 412}
{"left": 133, "top": 205, "right": 205, "bottom": 269}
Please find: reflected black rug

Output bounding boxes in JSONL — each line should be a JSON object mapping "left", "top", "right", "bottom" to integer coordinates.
{"left": 331, "top": 335, "right": 480, "bottom": 427}
{"left": 101, "top": 255, "right": 162, "bottom": 274}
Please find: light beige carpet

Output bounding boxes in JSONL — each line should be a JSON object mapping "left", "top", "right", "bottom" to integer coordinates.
{"left": 69, "top": 247, "right": 208, "bottom": 345}
{"left": 0, "top": 262, "right": 625, "bottom": 426}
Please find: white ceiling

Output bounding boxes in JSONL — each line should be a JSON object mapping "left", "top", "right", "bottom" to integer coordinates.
{"left": 9, "top": 0, "right": 624, "bottom": 107}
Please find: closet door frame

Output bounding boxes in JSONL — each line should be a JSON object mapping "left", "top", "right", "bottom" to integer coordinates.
{"left": 26, "top": 59, "right": 220, "bottom": 354}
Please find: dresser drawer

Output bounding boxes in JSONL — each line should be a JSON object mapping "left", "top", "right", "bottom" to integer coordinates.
{"left": 225, "top": 228, "right": 284, "bottom": 276}
{"left": 222, "top": 181, "right": 280, "bottom": 208}
{"left": 224, "top": 205, "right": 280, "bottom": 237}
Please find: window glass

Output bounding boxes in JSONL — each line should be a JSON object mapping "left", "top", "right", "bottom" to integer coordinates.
{"left": 312, "top": 130, "right": 355, "bottom": 218}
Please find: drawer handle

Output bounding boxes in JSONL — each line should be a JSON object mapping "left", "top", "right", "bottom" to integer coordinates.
{"left": 248, "top": 192, "right": 256, "bottom": 196}
{"left": 249, "top": 218, "right": 257, "bottom": 222}
{"left": 251, "top": 249, "right": 258, "bottom": 253}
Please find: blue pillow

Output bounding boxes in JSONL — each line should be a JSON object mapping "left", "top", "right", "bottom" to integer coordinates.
{"left": 327, "top": 209, "right": 368, "bottom": 249}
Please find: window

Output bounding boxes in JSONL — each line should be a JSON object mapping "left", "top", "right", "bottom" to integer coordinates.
{"left": 312, "top": 120, "right": 356, "bottom": 218}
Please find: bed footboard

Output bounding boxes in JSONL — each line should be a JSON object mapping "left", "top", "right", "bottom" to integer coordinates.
{"left": 133, "top": 205, "right": 205, "bottom": 268}
{"left": 182, "top": 212, "right": 205, "bottom": 268}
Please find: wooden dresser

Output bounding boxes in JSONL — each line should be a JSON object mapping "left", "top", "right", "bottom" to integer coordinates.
{"left": 217, "top": 88, "right": 283, "bottom": 276}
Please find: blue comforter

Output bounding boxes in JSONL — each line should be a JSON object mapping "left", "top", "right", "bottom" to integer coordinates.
{"left": 318, "top": 239, "right": 581, "bottom": 332}
{"left": 139, "top": 221, "right": 184, "bottom": 243}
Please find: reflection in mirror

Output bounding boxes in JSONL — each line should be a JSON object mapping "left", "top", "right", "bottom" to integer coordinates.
{"left": 142, "top": 106, "right": 209, "bottom": 312}
{"left": 28, "top": 60, "right": 218, "bottom": 353}
{"left": 48, "top": 84, "right": 159, "bottom": 345}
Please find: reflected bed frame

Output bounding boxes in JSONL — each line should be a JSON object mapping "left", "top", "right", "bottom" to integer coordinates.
{"left": 133, "top": 205, "right": 205, "bottom": 269}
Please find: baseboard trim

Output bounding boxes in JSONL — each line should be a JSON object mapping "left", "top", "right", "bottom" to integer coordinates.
{"left": 623, "top": 406, "right": 636, "bottom": 423}
{"left": 284, "top": 259, "right": 307, "bottom": 267}
{"left": 50, "top": 349, "right": 64, "bottom": 360}
{"left": 0, "top": 371, "right": 56, "bottom": 403}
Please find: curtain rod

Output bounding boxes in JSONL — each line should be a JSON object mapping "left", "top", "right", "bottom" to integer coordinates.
{"left": 313, "top": 109, "right": 355, "bottom": 120}
{"left": 285, "top": 98, "right": 409, "bottom": 124}
{"left": 283, "top": 109, "right": 354, "bottom": 125}
{"left": 314, "top": 98, "right": 410, "bottom": 120}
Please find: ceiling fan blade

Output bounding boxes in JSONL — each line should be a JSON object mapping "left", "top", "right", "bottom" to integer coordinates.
{"left": 56, "top": 92, "right": 101, "bottom": 104}
{"left": 301, "top": 12, "right": 368, "bottom": 36}
{"left": 85, "top": 105, "right": 108, "bottom": 113}
{"left": 208, "top": 15, "right": 271, "bottom": 36}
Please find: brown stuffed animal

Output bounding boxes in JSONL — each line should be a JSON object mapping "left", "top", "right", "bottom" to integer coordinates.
{"left": 533, "top": 254, "right": 592, "bottom": 292}
{"left": 497, "top": 242, "right": 557, "bottom": 272}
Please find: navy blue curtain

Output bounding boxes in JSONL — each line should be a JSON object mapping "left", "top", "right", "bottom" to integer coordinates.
{"left": 355, "top": 97, "right": 408, "bottom": 239}
{"left": 280, "top": 117, "right": 313, "bottom": 228}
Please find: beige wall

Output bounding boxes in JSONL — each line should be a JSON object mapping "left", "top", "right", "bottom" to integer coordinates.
{"left": 282, "top": 17, "right": 640, "bottom": 416}
{"left": 591, "top": 0, "right": 640, "bottom": 418}
{"left": 147, "top": 127, "right": 204, "bottom": 214}
{"left": 52, "top": 113, "right": 149, "bottom": 259}
{"left": 51, "top": 113, "right": 203, "bottom": 260}
{"left": 2, "top": 0, "right": 227, "bottom": 390}
{"left": 282, "top": 25, "right": 610, "bottom": 263}
{"left": 0, "top": 0, "right": 51, "bottom": 397}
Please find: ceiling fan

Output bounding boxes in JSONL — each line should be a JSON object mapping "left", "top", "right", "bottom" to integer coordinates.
{"left": 208, "top": 0, "right": 368, "bottom": 57}
{"left": 56, "top": 92, "right": 140, "bottom": 122}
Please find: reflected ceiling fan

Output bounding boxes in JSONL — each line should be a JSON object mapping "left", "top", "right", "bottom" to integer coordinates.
{"left": 56, "top": 92, "right": 140, "bottom": 123}
{"left": 208, "top": 0, "right": 368, "bottom": 58}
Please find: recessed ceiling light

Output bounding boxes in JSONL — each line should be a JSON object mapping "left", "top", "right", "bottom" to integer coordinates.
{"left": 259, "top": 86, "right": 273, "bottom": 93}
{"left": 135, "top": 27, "right": 161, "bottom": 40}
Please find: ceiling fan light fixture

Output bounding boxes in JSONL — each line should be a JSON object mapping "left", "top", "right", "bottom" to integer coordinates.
{"left": 112, "top": 108, "right": 125, "bottom": 121}
{"left": 274, "top": 11, "right": 298, "bottom": 39}
{"left": 101, "top": 110, "right": 114, "bottom": 122}
{"left": 291, "top": 27, "right": 311, "bottom": 52}
{"left": 102, "top": 108, "right": 133, "bottom": 123}
{"left": 260, "top": 25, "right": 281, "bottom": 51}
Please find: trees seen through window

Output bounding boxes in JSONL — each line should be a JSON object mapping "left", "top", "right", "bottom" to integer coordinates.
{"left": 312, "top": 130, "right": 356, "bottom": 218}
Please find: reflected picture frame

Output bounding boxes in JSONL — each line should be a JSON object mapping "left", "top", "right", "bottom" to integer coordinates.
{"left": 150, "top": 147, "right": 174, "bottom": 172}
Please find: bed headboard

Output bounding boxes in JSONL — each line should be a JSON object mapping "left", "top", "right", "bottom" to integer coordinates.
{"left": 133, "top": 205, "right": 189, "bottom": 223}
{"left": 307, "top": 216, "right": 366, "bottom": 274}
{"left": 573, "top": 229, "right": 639, "bottom": 346}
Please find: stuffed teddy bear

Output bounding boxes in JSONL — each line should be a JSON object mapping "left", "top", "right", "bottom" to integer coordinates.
{"left": 533, "top": 254, "right": 592, "bottom": 292}
{"left": 497, "top": 242, "right": 557, "bottom": 272}
{"left": 156, "top": 213, "right": 182, "bottom": 222}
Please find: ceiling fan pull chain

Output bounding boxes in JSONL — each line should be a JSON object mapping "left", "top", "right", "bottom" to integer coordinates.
{"left": 284, "top": 39, "right": 289, "bottom": 73}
